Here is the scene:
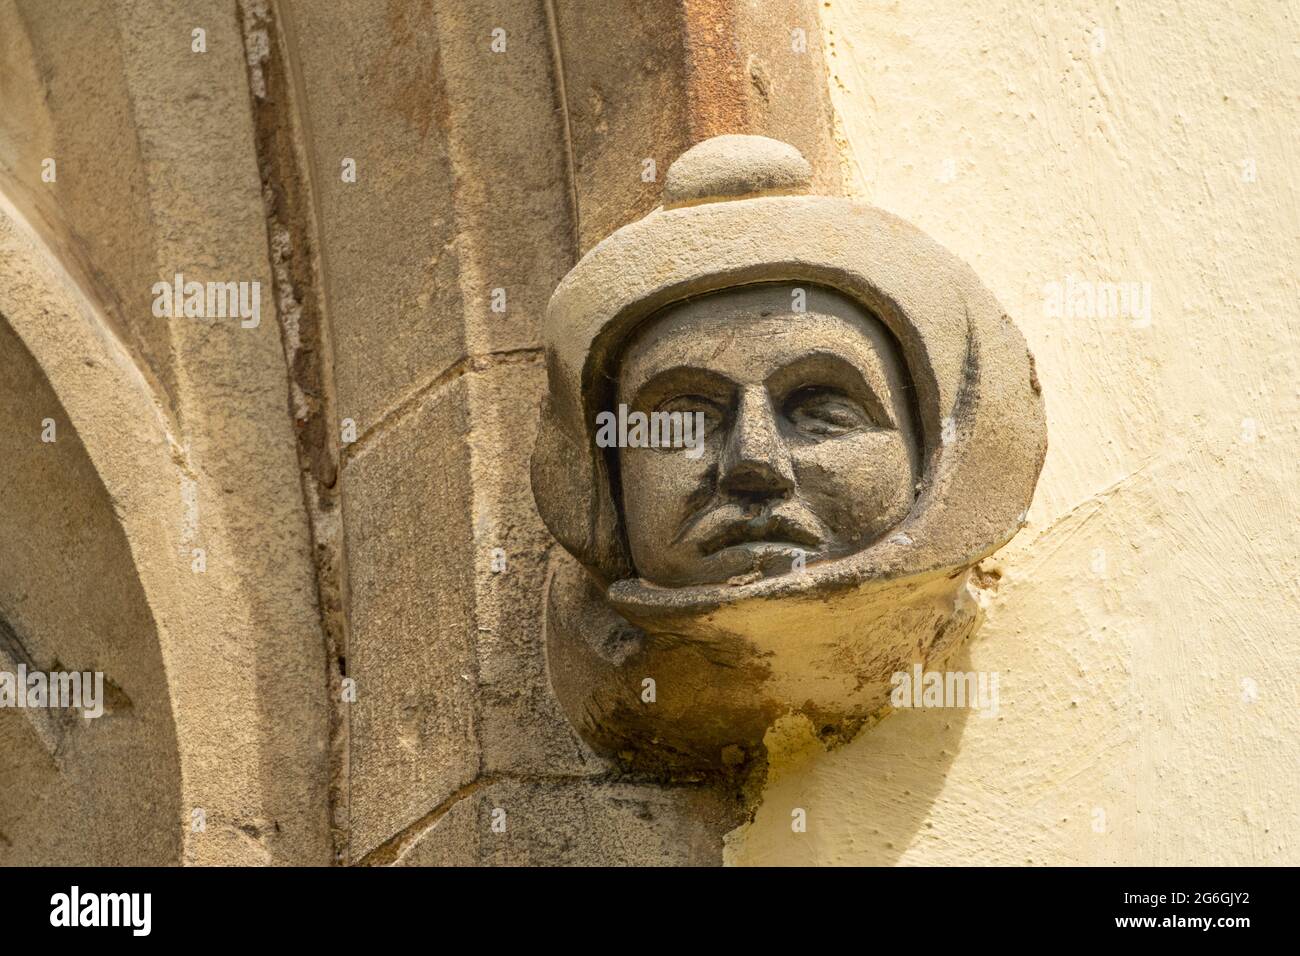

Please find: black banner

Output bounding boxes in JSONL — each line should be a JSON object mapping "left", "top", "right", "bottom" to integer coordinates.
{"left": 0, "top": 866, "right": 1279, "bottom": 942}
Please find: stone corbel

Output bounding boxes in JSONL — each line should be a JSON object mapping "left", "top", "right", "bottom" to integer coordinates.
{"left": 532, "top": 135, "right": 1047, "bottom": 775}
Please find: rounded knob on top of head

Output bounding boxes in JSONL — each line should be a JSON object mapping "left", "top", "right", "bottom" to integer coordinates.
{"left": 662, "top": 134, "right": 813, "bottom": 209}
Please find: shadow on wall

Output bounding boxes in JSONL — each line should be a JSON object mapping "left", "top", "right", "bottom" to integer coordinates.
{"left": 0, "top": 316, "right": 182, "bottom": 866}
{"left": 727, "top": 644, "right": 975, "bottom": 866}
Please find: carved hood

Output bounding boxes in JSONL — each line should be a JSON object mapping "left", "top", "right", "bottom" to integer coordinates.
{"left": 531, "top": 135, "right": 1048, "bottom": 769}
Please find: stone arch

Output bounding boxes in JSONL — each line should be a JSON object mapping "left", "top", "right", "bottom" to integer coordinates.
{"left": 0, "top": 202, "right": 186, "bottom": 863}
{"left": 0, "top": 194, "right": 324, "bottom": 864}
{"left": 0, "top": 312, "right": 182, "bottom": 865}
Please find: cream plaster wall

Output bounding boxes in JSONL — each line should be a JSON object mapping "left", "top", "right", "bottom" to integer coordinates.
{"left": 730, "top": 0, "right": 1299, "bottom": 865}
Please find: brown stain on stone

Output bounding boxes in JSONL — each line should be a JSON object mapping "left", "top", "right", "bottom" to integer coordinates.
{"left": 377, "top": 0, "right": 442, "bottom": 141}
{"left": 681, "top": 0, "right": 750, "bottom": 141}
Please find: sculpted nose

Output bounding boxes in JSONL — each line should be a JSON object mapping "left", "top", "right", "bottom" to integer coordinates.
{"left": 719, "top": 386, "right": 795, "bottom": 499}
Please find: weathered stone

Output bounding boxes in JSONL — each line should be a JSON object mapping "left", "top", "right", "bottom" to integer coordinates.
{"left": 280, "top": 0, "right": 471, "bottom": 431}
{"left": 533, "top": 135, "right": 1047, "bottom": 773}
{"left": 342, "top": 376, "right": 480, "bottom": 861}
{"left": 463, "top": 362, "right": 604, "bottom": 780}
{"left": 393, "top": 777, "right": 745, "bottom": 867}
{"left": 663, "top": 134, "right": 813, "bottom": 206}
{"left": 2, "top": 0, "right": 1291, "bottom": 873}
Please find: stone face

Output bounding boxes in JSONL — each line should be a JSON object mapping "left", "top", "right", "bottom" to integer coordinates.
{"left": 532, "top": 135, "right": 1047, "bottom": 773}
{"left": 615, "top": 284, "right": 920, "bottom": 587}
{"left": 4, "top": 0, "right": 858, "bottom": 865}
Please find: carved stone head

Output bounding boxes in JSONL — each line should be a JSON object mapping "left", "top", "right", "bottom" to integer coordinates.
{"left": 532, "top": 135, "right": 1047, "bottom": 773}
{"left": 616, "top": 282, "right": 921, "bottom": 589}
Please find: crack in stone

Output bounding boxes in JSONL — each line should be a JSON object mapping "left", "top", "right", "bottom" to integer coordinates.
{"left": 340, "top": 347, "right": 545, "bottom": 468}
{"left": 357, "top": 776, "right": 498, "bottom": 867}
{"left": 238, "top": 0, "right": 350, "bottom": 865}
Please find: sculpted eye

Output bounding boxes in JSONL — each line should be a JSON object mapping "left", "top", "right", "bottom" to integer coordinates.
{"left": 636, "top": 394, "right": 726, "bottom": 451}
{"left": 656, "top": 394, "right": 725, "bottom": 429}
{"left": 785, "top": 387, "right": 874, "bottom": 436}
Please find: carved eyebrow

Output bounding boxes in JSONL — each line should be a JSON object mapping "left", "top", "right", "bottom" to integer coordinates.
{"left": 627, "top": 365, "right": 737, "bottom": 408}
{"left": 765, "top": 351, "right": 895, "bottom": 429}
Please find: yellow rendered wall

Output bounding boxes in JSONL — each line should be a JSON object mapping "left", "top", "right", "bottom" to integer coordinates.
{"left": 730, "top": 0, "right": 1299, "bottom": 865}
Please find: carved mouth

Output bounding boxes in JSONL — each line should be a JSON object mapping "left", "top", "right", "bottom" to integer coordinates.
{"left": 698, "top": 513, "right": 823, "bottom": 556}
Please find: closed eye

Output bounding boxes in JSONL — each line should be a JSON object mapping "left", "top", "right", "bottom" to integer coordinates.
{"left": 652, "top": 394, "right": 726, "bottom": 444}
{"left": 784, "top": 387, "right": 876, "bottom": 436}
